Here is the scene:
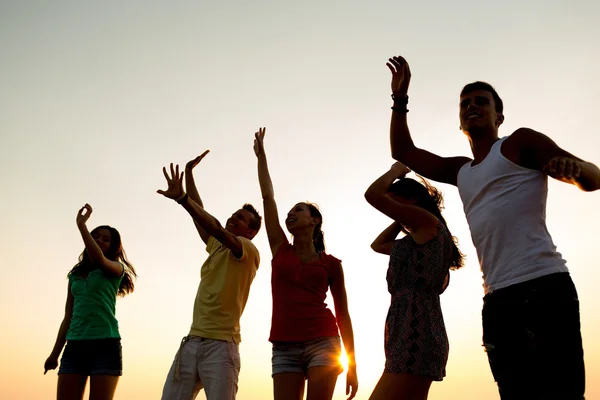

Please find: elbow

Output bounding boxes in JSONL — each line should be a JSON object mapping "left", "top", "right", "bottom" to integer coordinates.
{"left": 364, "top": 190, "right": 381, "bottom": 206}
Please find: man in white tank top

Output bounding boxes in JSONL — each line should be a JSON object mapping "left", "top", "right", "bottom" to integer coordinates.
{"left": 384, "top": 54, "right": 600, "bottom": 400}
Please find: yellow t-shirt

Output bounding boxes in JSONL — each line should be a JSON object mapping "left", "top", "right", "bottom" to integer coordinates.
{"left": 189, "top": 236, "right": 260, "bottom": 343}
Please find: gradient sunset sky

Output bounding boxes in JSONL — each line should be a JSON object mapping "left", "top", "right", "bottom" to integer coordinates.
{"left": 1, "top": 1, "right": 599, "bottom": 399}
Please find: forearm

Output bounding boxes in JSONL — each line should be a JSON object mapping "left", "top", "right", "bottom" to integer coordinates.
{"left": 185, "top": 169, "right": 204, "bottom": 206}
{"left": 577, "top": 161, "right": 600, "bottom": 191}
{"left": 390, "top": 107, "right": 416, "bottom": 161}
{"left": 372, "top": 222, "right": 402, "bottom": 247}
{"left": 77, "top": 223, "right": 105, "bottom": 264}
{"left": 257, "top": 155, "right": 275, "bottom": 199}
{"left": 49, "top": 318, "right": 70, "bottom": 357}
{"left": 365, "top": 169, "right": 400, "bottom": 199}
{"left": 180, "top": 197, "right": 222, "bottom": 236}
{"left": 337, "top": 313, "right": 357, "bottom": 366}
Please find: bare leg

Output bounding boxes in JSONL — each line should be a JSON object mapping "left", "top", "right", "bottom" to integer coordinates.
{"left": 57, "top": 374, "right": 88, "bottom": 400}
{"left": 89, "top": 375, "right": 119, "bottom": 400}
{"left": 306, "top": 366, "right": 340, "bottom": 400}
{"left": 273, "top": 372, "right": 305, "bottom": 400}
{"left": 369, "top": 372, "right": 433, "bottom": 400}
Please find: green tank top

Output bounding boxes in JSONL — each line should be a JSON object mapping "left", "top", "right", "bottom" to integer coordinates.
{"left": 66, "top": 267, "right": 123, "bottom": 340}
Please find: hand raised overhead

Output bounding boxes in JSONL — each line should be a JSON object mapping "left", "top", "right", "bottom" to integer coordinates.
{"left": 386, "top": 55, "right": 411, "bottom": 96}
{"left": 157, "top": 163, "right": 185, "bottom": 200}
{"left": 185, "top": 150, "right": 210, "bottom": 171}
{"left": 253, "top": 127, "right": 266, "bottom": 157}
{"left": 390, "top": 161, "right": 411, "bottom": 177}
{"left": 76, "top": 204, "right": 93, "bottom": 226}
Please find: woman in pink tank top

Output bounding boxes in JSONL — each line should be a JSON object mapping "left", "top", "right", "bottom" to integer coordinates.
{"left": 253, "top": 127, "right": 359, "bottom": 400}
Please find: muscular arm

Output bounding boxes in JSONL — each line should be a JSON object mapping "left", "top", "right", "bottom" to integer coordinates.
{"left": 508, "top": 128, "right": 600, "bottom": 191}
{"left": 370, "top": 222, "right": 402, "bottom": 255}
{"left": 386, "top": 56, "right": 470, "bottom": 186}
{"left": 390, "top": 110, "right": 471, "bottom": 186}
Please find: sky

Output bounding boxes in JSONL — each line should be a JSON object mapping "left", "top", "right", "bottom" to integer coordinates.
{"left": 1, "top": 1, "right": 599, "bottom": 399}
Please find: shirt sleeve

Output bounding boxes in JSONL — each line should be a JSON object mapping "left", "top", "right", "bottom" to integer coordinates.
{"left": 236, "top": 237, "right": 259, "bottom": 265}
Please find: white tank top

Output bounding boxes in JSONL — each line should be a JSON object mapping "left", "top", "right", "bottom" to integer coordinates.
{"left": 457, "top": 137, "right": 568, "bottom": 294}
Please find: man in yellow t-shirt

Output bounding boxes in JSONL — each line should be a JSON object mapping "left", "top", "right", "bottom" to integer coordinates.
{"left": 158, "top": 152, "right": 261, "bottom": 400}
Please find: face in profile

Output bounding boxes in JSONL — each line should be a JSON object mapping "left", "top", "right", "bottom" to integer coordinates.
{"left": 285, "top": 203, "right": 319, "bottom": 232}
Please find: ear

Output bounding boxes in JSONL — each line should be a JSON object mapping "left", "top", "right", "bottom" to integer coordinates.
{"left": 495, "top": 113, "right": 504, "bottom": 128}
{"left": 245, "top": 229, "right": 257, "bottom": 240}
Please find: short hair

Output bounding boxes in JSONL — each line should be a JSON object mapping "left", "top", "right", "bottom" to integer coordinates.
{"left": 461, "top": 81, "right": 503, "bottom": 114}
{"left": 242, "top": 203, "right": 262, "bottom": 232}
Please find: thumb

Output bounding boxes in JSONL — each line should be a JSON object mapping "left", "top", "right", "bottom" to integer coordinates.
{"left": 157, "top": 190, "right": 166, "bottom": 195}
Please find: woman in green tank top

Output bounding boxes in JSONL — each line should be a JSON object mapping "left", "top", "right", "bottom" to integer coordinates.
{"left": 44, "top": 204, "right": 137, "bottom": 400}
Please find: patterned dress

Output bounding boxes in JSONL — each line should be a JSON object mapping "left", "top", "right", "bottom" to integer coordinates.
{"left": 384, "top": 222, "right": 453, "bottom": 381}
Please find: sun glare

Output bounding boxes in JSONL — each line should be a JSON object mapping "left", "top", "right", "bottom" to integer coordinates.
{"left": 340, "top": 351, "right": 349, "bottom": 371}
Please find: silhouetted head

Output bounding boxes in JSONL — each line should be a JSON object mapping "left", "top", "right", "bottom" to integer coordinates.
{"left": 389, "top": 177, "right": 464, "bottom": 270}
{"left": 70, "top": 225, "right": 137, "bottom": 296}
{"left": 225, "top": 204, "right": 262, "bottom": 240}
{"left": 285, "top": 202, "right": 325, "bottom": 253}
{"left": 459, "top": 81, "right": 504, "bottom": 136}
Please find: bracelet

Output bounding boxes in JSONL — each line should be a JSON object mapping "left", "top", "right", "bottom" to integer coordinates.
{"left": 391, "top": 94, "right": 409, "bottom": 105}
{"left": 391, "top": 106, "right": 409, "bottom": 113}
{"left": 175, "top": 193, "right": 188, "bottom": 204}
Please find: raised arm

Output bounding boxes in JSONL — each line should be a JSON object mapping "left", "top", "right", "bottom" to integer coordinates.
{"left": 387, "top": 55, "right": 471, "bottom": 186}
{"left": 185, "top": 150, "right": 211, "bottom": 244}
{"left": 371, "top": 221, "right": 403, "bottom": 255}
{"left": 44, "top": 284, "right": 74, "bottom": 374}
{"left": 157, "top": 164, "right": 245, "bottom": 258}
{"left": 365, "top": 162, "right": 439, "bottom": 244}
{"left": 330, "top": 261, "right": 358, "bottom": 400}
{"left": 253, "top": 127, "right": 287, "bottom": 256}
{"left": 76, "top": 205, "right": 124, "bottom": 276}
{"left": 507, "top": 127, "right": 600, "bottom": 192}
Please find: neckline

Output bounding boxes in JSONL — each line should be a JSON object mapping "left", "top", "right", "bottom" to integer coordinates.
{"left": 468, "top": 137, "right": 504, "bottom": 169}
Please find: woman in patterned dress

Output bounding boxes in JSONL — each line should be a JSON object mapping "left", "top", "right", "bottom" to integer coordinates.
{"left": 365, "top": 162, "right": 464, "bottom": 400}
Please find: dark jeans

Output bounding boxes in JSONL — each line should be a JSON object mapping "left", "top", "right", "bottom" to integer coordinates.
{"left": 482, "top": 273, "right": 585, "bottom": 400}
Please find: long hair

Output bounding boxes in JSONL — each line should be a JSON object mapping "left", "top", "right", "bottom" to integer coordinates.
{"left": 389, "top": 177, "right": 464, "bottom": 270}
{"left": 303, "top": 202, "right": 326, "bottom": 254}
{"left": 68, "top": 225, "right": 137, "bottom": 296}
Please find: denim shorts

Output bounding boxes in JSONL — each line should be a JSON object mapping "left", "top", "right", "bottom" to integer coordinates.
{"left": 271, "top": 336, "right": 342, "bottom": 377}
{"left": 58, "top": 339, "right": 122, "bottom": 376}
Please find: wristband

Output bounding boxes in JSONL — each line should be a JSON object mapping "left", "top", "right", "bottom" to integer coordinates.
{"left": 175, "top": 193, "right": 188, "bottom": 204}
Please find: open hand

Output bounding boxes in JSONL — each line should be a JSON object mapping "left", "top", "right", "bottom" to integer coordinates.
{"left": 543, "top": 157, "right": 581, "bottom": 182}
{"left": 185, "top": 150, "right": 210, "bottom": 171}
{"left": 44, "top": 356, "right": 58, "bottom": 374}
{"left": 253, "top": 127, "right": 266, "bottom": 157}
{"left": 157, "top": 163, "right": 185, "bottom": 200}
{"left": 346, "top": 365, "right": 358, "bottom": 400}
{"left": 386, "top": 55, "right": 411, "bottom": 96}
{"left": 76, "top": 204, "right": 92, "bottom": 226}
{"left": 390, "top": 161, "right": 411, "bottom": 177}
